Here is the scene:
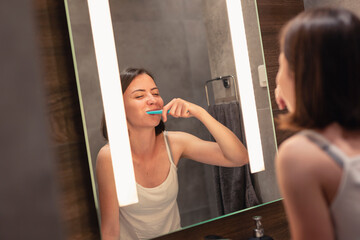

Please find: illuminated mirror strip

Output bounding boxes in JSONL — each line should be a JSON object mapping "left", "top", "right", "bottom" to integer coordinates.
{"left": 225, "top": 0, "right": 265, "bottom": 173}
{"left": 87, "top": 0, "right": 138, "bottom": 206}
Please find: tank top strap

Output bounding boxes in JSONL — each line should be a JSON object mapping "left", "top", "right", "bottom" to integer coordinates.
{"left": 298, "top": 130, "right": 345, "bottom": 168}
{"left": 163, "top": 131, "right": 176, "bottom": 167}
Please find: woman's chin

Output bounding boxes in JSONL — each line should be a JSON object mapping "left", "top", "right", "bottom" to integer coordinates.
{"left": 146, "top": 116, "right": 161, "bottom": 126}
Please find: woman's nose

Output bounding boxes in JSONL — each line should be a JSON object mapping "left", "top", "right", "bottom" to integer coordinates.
{"left": 146, "top": 94, "right": 156, "bottom": 104}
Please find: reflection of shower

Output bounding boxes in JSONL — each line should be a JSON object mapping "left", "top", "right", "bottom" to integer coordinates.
{"left": 205, "top": 75, "right": 260, "bottom": 215}
{"left": 204, "top": 75, "right": 239, "bottom": 106}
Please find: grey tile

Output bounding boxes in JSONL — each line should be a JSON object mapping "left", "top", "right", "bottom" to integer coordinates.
{"left": 109, "top": 0, "right": 184, "bottom": 22}
{"left": 202, "top": 0, "right": 225, "bottom": 23}
{"left": 252, "top": 108, "right": 280, "bottom": 203}
{"left": 202, "top": 0, "right": 238, "bottom": 106}
{"left": 203, "top": 3, "right": 235, "bottom": 79}
{"left": 70, "top": 24, "right": 105, "bottom": 170}
{"left": 179, "top": 206, "right": 213, "bottom": 227}
{"left": 112, "top": 20, "right": 192, "bottom": 104}
{"left": 183, "top": 0, "right": 204, "bottom": 20}
{"left": 183, "top": 20, "right": 212, "bottom": 108}
{"left": 254, "top": 83, "right": 272, "bottom": 111}
{"left": 177, "top": 159, "right": 214, "bottom": 227}
{"left": 66, "top": 0, "right": 91, "bottom": 25}
{"left": 241, "top": 0, "right": 269, "bottom": 110}
{"left": 69, "top": 0, "right": 228, "bottom": 228}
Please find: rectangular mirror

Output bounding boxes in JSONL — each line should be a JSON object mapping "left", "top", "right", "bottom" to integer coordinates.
{"left": 65, "top": 0, "right": 281, "bottom": 238}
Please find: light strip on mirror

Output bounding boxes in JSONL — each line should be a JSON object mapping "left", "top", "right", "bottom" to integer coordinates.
{"left": 87, "top": 0, "right": 138, "bottom": 206}
{"left": 225, "top": 0, "right": 265, "bottom": 173}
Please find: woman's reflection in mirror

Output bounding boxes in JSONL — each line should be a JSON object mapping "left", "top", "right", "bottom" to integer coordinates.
{"left": 275, "top": 7, "right": 360, "bottom": 240}
{"left": 96, "top": 67, "right": 249, "bottom": 240}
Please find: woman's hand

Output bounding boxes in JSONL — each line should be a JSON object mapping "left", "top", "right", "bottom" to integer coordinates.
{"left": 162, "top": 98, "right": 202, "bottom": 122}
{"left": 275, "top": 85, "right": 287, "bottom": 110}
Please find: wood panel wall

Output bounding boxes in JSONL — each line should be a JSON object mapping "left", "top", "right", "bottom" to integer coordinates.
{"left": 34, "top": 0, "right": 100, "bottom": 239}
{"left": 32, "top": 0, "right": 304, "bottom": 239}
{"left": 153, "top": 200, "right": 289, "bottom": 240}
{"left": 0, "top": 0, "right": 63, "bottom": 238}
{"left": 257, "top": 0, "right": 305, "bottom": 145}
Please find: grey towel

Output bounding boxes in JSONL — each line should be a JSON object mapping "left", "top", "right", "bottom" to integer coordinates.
{"left": 207, "top": 102, "right": 261, "bottom": 215}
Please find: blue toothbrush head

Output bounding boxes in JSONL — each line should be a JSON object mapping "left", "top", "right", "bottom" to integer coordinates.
{"left": 146, "top": 110, "right": 170, "bottom": 114}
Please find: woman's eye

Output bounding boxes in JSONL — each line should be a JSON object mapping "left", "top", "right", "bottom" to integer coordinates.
{"left": 153, "top": 93, "right": 159, "bottom": 96}
{"left": 135, "top": 95, "right": 144, "bottom": 99}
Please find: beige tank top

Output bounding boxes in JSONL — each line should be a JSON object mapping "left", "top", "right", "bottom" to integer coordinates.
{"left": 119, "top": 131, "right": 181, "bottom": 240}
{"left": 301, "top": 130, "right": 360, "bottom": 240}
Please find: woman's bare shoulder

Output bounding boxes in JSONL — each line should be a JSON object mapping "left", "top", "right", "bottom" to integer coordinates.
{"left": 96, "top": 144, "right": 112, "bottom": 169}
{"left": 165, "top": 131, "right": 198, "bottom": 142}
{"left": 278, "top": 134, "right": 312, "bottom": 157}
{"left": 163, "top": 131, "right": 199, "bottom": 161}
{"left": 279, "top": 133, "right": 325, "bottom": 158}
{"left": 165, "top": 130, "right": 202, "bottom": 149}
{"left": 277, "top": 133, "right": 328, "bottom": 181}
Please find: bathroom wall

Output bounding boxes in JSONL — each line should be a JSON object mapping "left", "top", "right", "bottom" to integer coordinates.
{"left": 241, "top": 0, "right": 280, "bottom": 203}
{"left": 67, "top": 0, "right": 287, "bottom": 227}
{"left": 68, "top": 0, "right": 219, "bottom": 227}
{"left": 110, "top": 0, "right": 217, "bottom": 226}
{"left": 110, "top": 0, "right": 219, "bottom": 227}
{"left": 202, "top": 0, "right": 280, "bottom": 203}
{"left": 304, "top": 0, "right": 360, "bottom": 16}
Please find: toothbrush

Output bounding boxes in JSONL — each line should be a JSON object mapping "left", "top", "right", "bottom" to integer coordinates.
{"left": 146, "top": 110, "right": 170, "bottom": 114}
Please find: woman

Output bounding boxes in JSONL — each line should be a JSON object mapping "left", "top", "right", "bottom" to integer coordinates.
{"left": 275, "top": 8, "right": 360, "bottom": 240}
{"left": 96, "top": 68, "right": 249, "bottom": 240}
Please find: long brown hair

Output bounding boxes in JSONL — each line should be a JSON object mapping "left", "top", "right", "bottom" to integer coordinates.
{"left": 102, "top": 68, "right": 165, "bottom": 140}
{"left": 278, "top": 7, "right": 360, "bottom": 131}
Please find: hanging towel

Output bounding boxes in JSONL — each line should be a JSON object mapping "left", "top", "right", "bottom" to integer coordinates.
{"left": 207, "top": 102, "right": 261, "bottom": 215}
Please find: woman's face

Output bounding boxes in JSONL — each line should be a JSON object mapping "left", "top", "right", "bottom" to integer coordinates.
{"left": 123, "top": 73, "right": 164, "bottom": 130}
{"left": 276, "top": 52, "right": 295, "bottom": 112}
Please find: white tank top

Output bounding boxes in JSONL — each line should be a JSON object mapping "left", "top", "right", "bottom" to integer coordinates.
{"left": 119, "top": 131, "right": 181, "bottom": 240}
{"left": 301, "top": 130, "right": 360, "bottom": 240}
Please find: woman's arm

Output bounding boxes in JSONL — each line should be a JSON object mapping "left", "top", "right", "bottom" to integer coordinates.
{"left": 162, "top": 98, "right": 248, "bottom": 167}
{"left": 96, "top": 146, "right": 121, "bottom": 240}
{"left": 276, "top": 136, "right": 335, "bottom": 240}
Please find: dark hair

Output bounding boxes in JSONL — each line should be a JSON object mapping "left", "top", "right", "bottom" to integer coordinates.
{"left": 102, "top": 67, "right": 165, "bottom": 140}
{"left": 278, "top": 7, "right": 360, "bottom": 131}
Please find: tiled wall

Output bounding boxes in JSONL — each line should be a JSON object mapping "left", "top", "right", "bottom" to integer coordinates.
{"left": 109, "top": 0, "right": 219, "bottom": 227}
{"left": 203, "top": 0, "right": 280, "bottom": 203}
{"left": 242, "top": 0, "right": 280, "bottom": 203}
{"left": 67, "top": 0, "right": 219, "bottom": 227}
